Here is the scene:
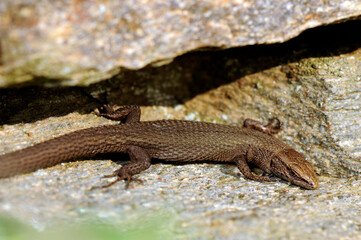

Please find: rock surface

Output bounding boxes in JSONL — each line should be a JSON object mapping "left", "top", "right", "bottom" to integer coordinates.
{"left": 1, "top": 0, "right": 361, "bottom": 86}
{"left": 0, "top": 89, "right": 360, "bottom": 238}
{"left": 0, "top": 1, "right": 361, "bottom": 239}
{"left": 0, "top": 134, "right": 360, "bottom": 239}
{"left": 1, "top": 21, "right": 360, "bottom": 176}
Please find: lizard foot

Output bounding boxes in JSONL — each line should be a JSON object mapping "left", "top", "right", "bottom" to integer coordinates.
{"left": 243, "top": 118, "right": 282, "bottom": 135}
{"left": 96, "top": 168, "right": 143, "bottom": 189}
{"left": 259, "top": 172, "right": 277, "bottom": 182}
{"left": 95, "top": 105, "right": 141, "bottom": 123}
{"left": 94, "top": 104, "right": 117, "bottom": 116}
{"left": 265, "top": 118, "right": 282, "bottom": 134}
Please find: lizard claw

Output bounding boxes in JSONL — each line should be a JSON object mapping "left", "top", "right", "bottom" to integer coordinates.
{"left": 259, "top": 172, "right": 277, "bottom": 182}
{"left": 99, "top": 176, "right": 124, "bottom": 188}
{"left": 92, "top": 168, "right": 143, "bottom": 189}
{"left": 102, "top": 172, "right": 118, "bottom": 178}
{"left": 98, "top": 175, "right": 143, "bottom": 189}
{"left": 124, "top": 177, "right": 143, "bottom": 189}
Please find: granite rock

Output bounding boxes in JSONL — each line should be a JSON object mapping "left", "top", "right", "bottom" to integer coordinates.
{"left": 1, "top": 0, "right": 361, "bottom": 86}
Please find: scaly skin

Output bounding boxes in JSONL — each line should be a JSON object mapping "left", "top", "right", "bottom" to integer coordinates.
{"left": 0, "top": 105, "right": 318, "bottom": 189}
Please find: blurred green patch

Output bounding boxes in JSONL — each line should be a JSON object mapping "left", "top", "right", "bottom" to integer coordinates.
{"left": 0, "top": 213, "right": 179, "bottom": 240}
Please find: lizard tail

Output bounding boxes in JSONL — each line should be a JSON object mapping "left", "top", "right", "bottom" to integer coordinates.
{"left": 0, "top": 126, "right": 126, "bottom": 178}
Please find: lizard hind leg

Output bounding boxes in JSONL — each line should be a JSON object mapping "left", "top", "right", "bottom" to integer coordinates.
{"left": 96, "top": 105, "right": 141, "bottom": 123}
{"left": 98, "top": 146, "right": 151, "bottom": 189}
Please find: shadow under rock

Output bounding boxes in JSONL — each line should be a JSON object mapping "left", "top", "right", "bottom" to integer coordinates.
{"left": 1, "top": 20, "right": 361, "bottom": 125}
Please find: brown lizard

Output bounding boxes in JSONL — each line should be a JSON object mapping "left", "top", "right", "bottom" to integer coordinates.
{"left": 0, "top": 105, "right": 318, "bottom": 189}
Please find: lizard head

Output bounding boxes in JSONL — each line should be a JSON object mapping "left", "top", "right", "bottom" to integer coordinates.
{"left": 271, "top": 149, "right": 318, "bottom": 189}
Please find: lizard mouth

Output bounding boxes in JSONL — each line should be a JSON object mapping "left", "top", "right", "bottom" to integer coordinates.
{"left": 286, "top": 167, "right": 317, "bottom": 189}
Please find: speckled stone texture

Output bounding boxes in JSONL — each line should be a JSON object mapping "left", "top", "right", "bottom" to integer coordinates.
{"left": 0, "top": 106, "right": 360, "bottom": 239}
{"left": 0, "top": 1, "right": 361, "bottom": 238}
{"left": 1, "top": 0, "right": 361, "bottom": 86}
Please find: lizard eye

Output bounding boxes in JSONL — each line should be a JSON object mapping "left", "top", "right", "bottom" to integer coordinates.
{"left": 289, "top": 169, "right": 297, "bottom": 178}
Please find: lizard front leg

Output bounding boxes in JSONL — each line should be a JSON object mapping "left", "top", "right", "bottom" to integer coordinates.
{"left": 96, "top": 105, "right": 141, "bottom": 123}
{"left": 100, "top": 146, "right": 151, "bottom": 188}
{"left": 243, "top": 118, "right": 282, "bottom": 135}
{"left": 233, "top": 146, "right": 274, "bottom": 183}
{"left": 233, "top": 153, "right": 273, "bottom": 183}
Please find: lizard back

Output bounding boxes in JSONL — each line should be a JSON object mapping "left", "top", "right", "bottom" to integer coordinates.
{"left": 121, "top": 120, "right": 289, "bottom": 162}
{"left": 0, "top": 120, "right": 288, "bottom": 177}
